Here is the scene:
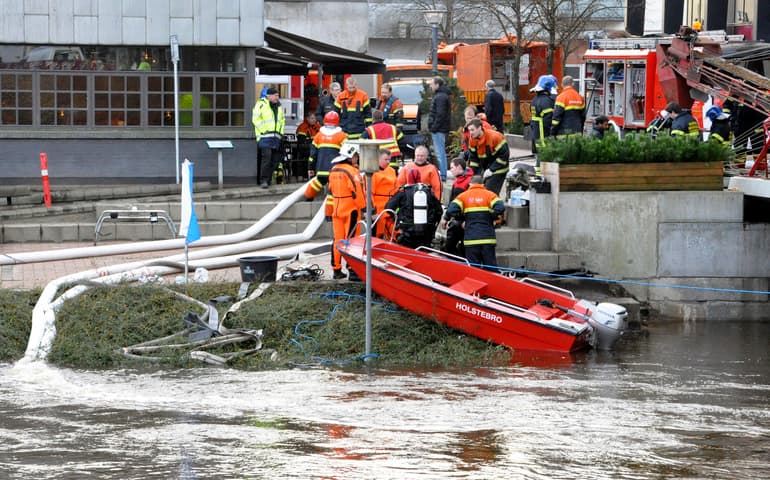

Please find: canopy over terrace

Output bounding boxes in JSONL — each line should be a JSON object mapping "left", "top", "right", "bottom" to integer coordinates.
{"left": 256, "top": 27, "right": 386, "bottom": 75}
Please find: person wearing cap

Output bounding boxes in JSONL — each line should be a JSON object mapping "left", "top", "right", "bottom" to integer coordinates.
{"left": 386, "top": 167, "right": 443, "bottom": 249}
{"left": 590, "top": 115, "right": 611, "bottom": 139}
{"left": 334, "top": 77, "right": 371, "bottom": 140}
{"left": 665, "top": 101, "right": 700, "bottom": 138}
{"left": 396, "top": 145, "right": 442, "bottom": 201}
{"left": 328, "top": 143, "right": 366, "bottom": 279}
{"left": 551, "top": 75, "right": 586, "bottom": 138}
{"left": 252, "top": 86, "right": 285, "bottom": 188}
{"left": 443, "top": 175, "right": 506, "bottom": 271}
{"left": 305, "top": 111, "right": 348, "bottom": 215}
{"left": 706, "top": 106, "right": 733, "bottom": 146}
{"left": 484, "top": 79, "right": 505, "bottom": 132}
{"left": 466, "top": 118, "right": 510, "bottom": 196}
{"left": 530, "top": 75, "right": 557, "bottom": 155}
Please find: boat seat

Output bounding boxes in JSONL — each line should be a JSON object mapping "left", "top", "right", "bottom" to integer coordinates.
{"left": 380, "top": 254, "right": 412, "bottom": 268}
{"left": 450, "top": 278, "right": 487, "bottom": 296}
{"left": 528, "top": 303, "right": 559, "bottom": 320}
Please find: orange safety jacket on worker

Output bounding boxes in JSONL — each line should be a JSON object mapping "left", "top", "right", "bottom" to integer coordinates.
{"left": 328, "top": 161, "right": 366, "bottom": 271}
{"left": 335, "top": 89, "right": 371, "bottom": 139}
{"left": 375, "top": 95, "right": 404, "bottom": 130}
{"left": 296, "top": 120, "right": 320, "bottom": 142}
{"left": 362, "top": 121, "right": 403, "bottom": 168}
{"left": 467, "top": 127, "right": 510, "bottom": 176}
{"left": 305, "top": 126, "right": 348, "bottom": 202}
{"left": 462, "top": 118, "right": 492, "bottom": 153}
{"left": 371, "top": 165, "right": 397, "bottom": 239}
{"left": 396, "top": 161, "right": 442, "bottom": 202}
{"left": 550, "top": 86, "right": 586, "bottom": 137}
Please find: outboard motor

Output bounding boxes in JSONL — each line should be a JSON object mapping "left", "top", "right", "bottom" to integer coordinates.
{"left": 587, "top": 302, "right": 628, "bottom": 350}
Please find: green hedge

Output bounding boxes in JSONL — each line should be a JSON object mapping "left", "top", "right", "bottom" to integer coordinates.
{"left": 537, "top": 134, "right": 733, "bottom": 165}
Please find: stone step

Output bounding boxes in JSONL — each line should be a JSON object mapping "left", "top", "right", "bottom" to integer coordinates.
{"left": 1, "top": 219, "right": 332, "bottom": 243}
{"left": 495, "top": 227, "right": 551, "bottom": 251}
{"left": 497, "top": 250, "right": 583, "bottom": 273}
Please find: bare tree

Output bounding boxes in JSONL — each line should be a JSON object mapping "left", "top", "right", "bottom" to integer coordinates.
{"left": 478, "top": 1, "right": 538, "bottom": 124}
{"left": 531, "top": 0, "right": 604, "bottom": 71}
{"left": 411, "top": 0, "right": 485, "bottom": 43}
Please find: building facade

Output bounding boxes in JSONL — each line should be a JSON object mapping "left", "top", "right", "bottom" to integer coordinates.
{"left": 0, "top": 0, "right": 370, "bottom": 185}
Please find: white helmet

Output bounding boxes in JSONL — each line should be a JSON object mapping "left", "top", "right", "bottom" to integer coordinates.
{"left": 339, "top": 142, "right": 359, "bottom": 159}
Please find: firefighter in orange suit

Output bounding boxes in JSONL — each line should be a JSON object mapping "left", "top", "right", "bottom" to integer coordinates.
{"left": 466, "top": 118, "right": 510, "bottom": 196}
{"left": 334, "top": 77, "right": 371, "bottom": 139}
{"left": 362, "top": 109, "right": 403, "bottom": 169}
{"left": 550, "top": 75, "right": 586, "bottom": 138}
{"left": 443, "top": 176, "right": 506, "bottom": 271}
{"left": 371, "top": 148, "right": 397, "bottom": 239}
{"left": 328, "top": 143, "right": 366, "bottom": 279}
{"left": 304, "top": 111, "right": 348, "bottom": 219}
{"left": 396, "top": 145, "right": 442, "bottom": 202}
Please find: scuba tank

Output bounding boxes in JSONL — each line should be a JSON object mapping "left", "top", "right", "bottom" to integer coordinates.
{"left": 413, "top": 185, "right": 428, "bottom": 233}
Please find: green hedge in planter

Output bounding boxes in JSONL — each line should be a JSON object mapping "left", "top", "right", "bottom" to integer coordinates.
{"left": 537, "top": 134, "right": 733, "bottom": 165}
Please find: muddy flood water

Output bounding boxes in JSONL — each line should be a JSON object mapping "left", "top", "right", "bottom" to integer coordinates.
{"left": 1, "top": 321, "right": 768, "bottom": 479}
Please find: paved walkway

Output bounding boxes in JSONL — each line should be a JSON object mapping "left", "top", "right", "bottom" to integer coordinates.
{"left": 0, "top": 242, "right": 290, "bottom": 290}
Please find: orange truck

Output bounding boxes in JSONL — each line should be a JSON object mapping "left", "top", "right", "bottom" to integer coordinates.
{"left": 438, "top": 36, "right": 563, "bottom": 123}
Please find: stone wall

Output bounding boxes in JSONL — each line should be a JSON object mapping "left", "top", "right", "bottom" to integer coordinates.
{"left": 534, "top": 162, "right": 770, "bottom": 321}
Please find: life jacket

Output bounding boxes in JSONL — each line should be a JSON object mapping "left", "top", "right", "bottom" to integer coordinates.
{"left": 364, "top": 121, "right": 403, "bottom": 160}
{"left": 375, "top": 96, "right": 404, "bottom": 129}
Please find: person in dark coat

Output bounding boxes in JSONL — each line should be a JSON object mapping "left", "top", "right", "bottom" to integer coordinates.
{"left": 484, "top": 79, "right": 505, "bottom": 132}
{"left": 428, "top": 76, "right": 452, "bottom": 181}
{"left": 590, "top": 115, "right": 610, "bottom": 139}
{"left": 315, "top": 82, "right": 340, "bottom": 124}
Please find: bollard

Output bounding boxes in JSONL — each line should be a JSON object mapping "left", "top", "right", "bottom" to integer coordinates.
{"left": 40, "top": 152, "right": 52, "bottom": 207}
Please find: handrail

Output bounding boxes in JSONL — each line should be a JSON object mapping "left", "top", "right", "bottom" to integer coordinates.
{"left": 415, "top": 245, "right": 471, "bottom": 266}
{"left": 383, "top": 261, "right": 434, "bottom": 284}
{"left": 520, "top": 277, "right": 576, "bottom": 299}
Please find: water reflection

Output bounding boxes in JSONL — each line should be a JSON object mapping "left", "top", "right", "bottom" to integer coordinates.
{"left": 0, "top": 322, "right": 768, "bottom": 478}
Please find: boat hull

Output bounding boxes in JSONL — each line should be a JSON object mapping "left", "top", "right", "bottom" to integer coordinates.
{"left": 338, "top": 238, "right": 594, "bottom": 352}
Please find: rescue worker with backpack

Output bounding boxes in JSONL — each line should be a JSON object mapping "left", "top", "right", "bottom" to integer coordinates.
{"left": 385, "top": 168, "right": 443, "bottom": 249}
{"left": 328, "top": 143, "right": 366, "bottom": 279}
{"left": 304, "top": 111, "right": 348, "bottom": 219}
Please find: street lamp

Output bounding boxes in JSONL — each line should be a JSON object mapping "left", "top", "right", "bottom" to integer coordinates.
{"left": 170, "top": 34, "right": 180, "bottom": 184}
{"left": 423, "top": 9, "right": 446, "bottom": 74}
{"left": 349, "top": 139, "right": 388, "bottom": 361}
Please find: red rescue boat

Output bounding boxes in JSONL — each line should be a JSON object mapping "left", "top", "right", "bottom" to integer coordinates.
{"left": 337, "top": 237, "right": 627, "bottom": 353}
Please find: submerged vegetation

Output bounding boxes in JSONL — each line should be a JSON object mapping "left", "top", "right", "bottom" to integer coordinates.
{"left": 0, "top": 282, "right": 511, "bottom": 369}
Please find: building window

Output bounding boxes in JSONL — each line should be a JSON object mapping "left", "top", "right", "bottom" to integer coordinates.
{"left": 0, "top": 73, "right": 33, "bottom": 125}
{"left": 148, "top": 75, "right": 194, "bottom": 127}
{"left": 95, "top": 75, "right": 142, "bottom": 126}
{"left": 39, "top": 74, "right": 88, "bottom": 126}
{"left": 200, "top": 76, "right": 246, "bottom": 127}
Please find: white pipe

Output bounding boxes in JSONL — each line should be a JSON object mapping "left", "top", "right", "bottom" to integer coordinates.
{"left": 21, "top": 199, "right": 329, "bottom": 362}
{"left": 0, "top": 181, "right": 313, "bottom": 266}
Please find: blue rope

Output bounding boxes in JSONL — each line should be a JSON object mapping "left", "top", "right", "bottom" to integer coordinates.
{"left": 290, "top": 290, "right": 388, "bottom": 367}
{"left": 366, "top": 245, "right": 770, "bottom": 296}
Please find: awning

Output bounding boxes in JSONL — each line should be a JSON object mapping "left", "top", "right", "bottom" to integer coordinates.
{"left": 256, "top": 27, "right": 385, "bottom": 75}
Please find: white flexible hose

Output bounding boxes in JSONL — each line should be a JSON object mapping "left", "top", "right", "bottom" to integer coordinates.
{"left": 21, "top": 188, "right": 330, "bottom": 363}
{"left": 0, "top": 181, "right": 312, "bottom": 266}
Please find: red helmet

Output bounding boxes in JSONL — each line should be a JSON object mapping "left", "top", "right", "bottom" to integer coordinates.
{"left": 323, "top": 111, "right": 340, "bottom": 126}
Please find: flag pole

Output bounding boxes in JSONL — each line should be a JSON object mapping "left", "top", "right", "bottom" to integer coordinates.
{"left": 184, "top": 243, "right": 189, "bottom": 291}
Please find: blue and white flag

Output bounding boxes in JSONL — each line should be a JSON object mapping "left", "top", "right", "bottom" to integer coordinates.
{"left": 179, "top": 159, "right": 201, "bottom": 245}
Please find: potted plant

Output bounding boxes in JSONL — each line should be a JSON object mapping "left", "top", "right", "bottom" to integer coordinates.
{"left": 537, "top": 134, "right": 732, "bottom": 191}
